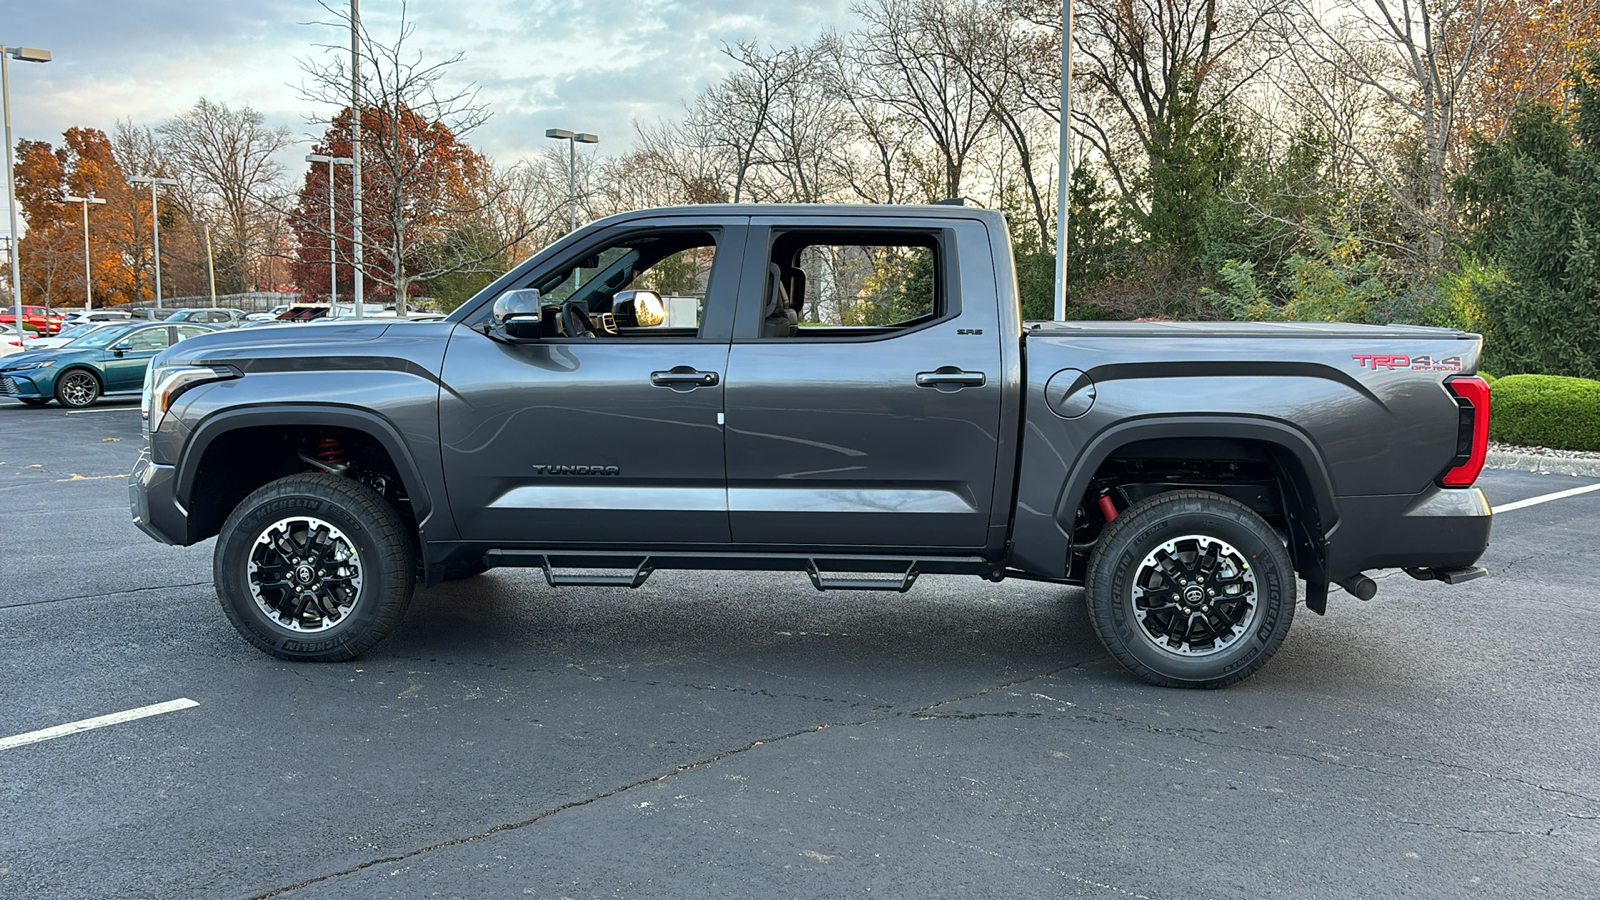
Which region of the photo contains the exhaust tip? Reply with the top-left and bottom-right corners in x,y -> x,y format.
1336,574 -> 1378,601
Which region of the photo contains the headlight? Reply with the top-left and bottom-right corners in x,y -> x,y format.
144,364 -> 241,433
5,359 -> 55,371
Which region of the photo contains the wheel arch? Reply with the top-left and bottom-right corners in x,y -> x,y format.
176,405 -> 434,545
1053,415 -> 1338,585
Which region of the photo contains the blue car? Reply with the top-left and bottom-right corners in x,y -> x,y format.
0,320 -> 220,408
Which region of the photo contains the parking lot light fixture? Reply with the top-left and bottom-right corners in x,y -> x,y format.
60,193 -> 107,311
545,128 -> 599,232
306,154 -> 354,308
3,45 -> 51,341
129,175 -> 179,311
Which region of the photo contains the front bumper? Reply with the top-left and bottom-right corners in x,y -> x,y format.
1325,486 -> 1492,579
129,448 -> 185,545
0,372 -> 46,399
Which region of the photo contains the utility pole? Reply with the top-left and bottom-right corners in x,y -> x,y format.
1052,0 -> 1074,322
61,192 -> 107,310
129,175 -> 178,310
351,0 -> 365,318
306,154 -> 353,308
3,45 -> 51,340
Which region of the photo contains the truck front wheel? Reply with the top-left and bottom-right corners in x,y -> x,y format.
214,473 -> 415,661
1085,490 -> 1295,688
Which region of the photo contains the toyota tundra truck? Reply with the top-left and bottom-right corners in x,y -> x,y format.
129,204 -> 1492,687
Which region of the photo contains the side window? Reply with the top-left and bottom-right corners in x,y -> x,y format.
175,325 -> 211,341
125,327 -> 173,352
527,230 -> 719,339
760,231 -> 945,338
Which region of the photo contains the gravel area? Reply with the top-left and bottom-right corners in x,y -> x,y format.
1486,440 -> 1600,477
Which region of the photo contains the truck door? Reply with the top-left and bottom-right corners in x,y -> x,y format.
439,218 -> 746,545
722,217 -> 1003,550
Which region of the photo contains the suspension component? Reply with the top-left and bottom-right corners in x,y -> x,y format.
316,436 -> 348,467
1097,489 -> 1119,523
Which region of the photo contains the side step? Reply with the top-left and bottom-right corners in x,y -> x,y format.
540,556 -> 655,588
806,560 -> 919,593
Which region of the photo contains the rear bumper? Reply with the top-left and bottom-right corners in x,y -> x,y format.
129,448 -> 187,546
1326,487 -> 1492,580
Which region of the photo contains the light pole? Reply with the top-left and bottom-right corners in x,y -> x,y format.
545,128 -> 599,232
306,153 -> 354,309
200,220 -> 217,306
350,0 -> 365,318
129,174 -> 178,311
3,45 -> 51,338
1052,0 -> 1074,322
60,193 -> 106,311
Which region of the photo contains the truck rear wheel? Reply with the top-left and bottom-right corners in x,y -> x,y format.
1085,490 -> 1295,688
214,473 -> 415,661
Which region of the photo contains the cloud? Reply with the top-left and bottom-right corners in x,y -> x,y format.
1,0 -> 857,207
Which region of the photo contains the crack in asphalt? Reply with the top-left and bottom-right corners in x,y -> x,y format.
250,657 -> 1098,899
1400,820 -> 1557,837
0,580 -> 213,610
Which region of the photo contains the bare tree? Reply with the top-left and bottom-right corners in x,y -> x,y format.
1067,0 -> 1287,224
159,98 -> 292,291
296,1 -> 537,314
845,0 -> 997,202
1279,0 -> 1512,264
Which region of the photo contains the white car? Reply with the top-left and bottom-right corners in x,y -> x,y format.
24,321 -> 124,350
60,309 -> 132,328
0,323 -> 29,356
244,305 -> 292,322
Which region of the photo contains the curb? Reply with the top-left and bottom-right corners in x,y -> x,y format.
1485,450 -> 1600,479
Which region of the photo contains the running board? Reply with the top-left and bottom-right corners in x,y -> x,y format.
1405,565 -> 1488,585
478,549 -> 977,591
807,560 -> 919,593
540,556 -> 655,588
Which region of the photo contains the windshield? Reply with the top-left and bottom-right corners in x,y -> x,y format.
71,323 -> 144,349
55,323 -> 110,341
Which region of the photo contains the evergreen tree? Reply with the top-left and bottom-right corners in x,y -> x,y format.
1457,55 -> 1600,378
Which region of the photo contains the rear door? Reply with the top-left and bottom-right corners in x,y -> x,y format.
440,216 -> 747,545
721,216 -> 1005,550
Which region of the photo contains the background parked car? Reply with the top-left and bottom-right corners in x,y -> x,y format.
0,323 -> 31,356
0,305 -> 66,335
26,321 -> 125,350
244,304 -> 292,322
166,308 -> 248,328
60,309 -> 133,328
0,321 -> 220,408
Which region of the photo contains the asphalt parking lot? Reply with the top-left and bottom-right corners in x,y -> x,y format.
2,398 -> 1597,900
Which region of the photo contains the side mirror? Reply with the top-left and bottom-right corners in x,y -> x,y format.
490,288 -> 543,342
612,289 -> 666,327
112,342 -> 132,355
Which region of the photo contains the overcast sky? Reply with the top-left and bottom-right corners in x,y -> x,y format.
4,0 -> 855,180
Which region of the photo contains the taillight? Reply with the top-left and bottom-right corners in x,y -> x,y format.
1439,376 -> 1491,487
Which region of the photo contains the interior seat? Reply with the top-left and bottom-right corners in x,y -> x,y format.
761,263 -> 798,338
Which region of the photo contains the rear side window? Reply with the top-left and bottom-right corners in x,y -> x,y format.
762,230 -> 947,337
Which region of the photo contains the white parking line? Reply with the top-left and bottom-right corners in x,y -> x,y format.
64,407 -> 140,415
1492,483 -> 1600,515
0,698 -> 199,751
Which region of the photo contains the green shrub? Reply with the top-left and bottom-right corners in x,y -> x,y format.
1489,374 -> 1600,450
1479,372 -> 1496,385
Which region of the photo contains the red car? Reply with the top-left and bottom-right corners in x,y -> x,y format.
0,305 -> 67,336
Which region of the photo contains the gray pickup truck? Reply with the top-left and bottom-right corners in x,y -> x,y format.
130,204 -> 1491,687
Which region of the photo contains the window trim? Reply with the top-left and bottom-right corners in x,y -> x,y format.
461,221 -> 746,344
734,225 -> 961,344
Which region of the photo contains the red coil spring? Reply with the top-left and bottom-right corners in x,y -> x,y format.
316,436 -> 348,467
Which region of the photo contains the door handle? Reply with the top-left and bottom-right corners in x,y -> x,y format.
916,367 -> 986,389
650,367 -> 719,388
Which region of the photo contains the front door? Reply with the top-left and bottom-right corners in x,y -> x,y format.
440,219 -> 746,546
102,324 -> 173,392
722,218 -> 1004,550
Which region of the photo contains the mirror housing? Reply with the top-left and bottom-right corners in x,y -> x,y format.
612,289 -> 666,328
112,342 -> 132,355
489,288 -> 543,342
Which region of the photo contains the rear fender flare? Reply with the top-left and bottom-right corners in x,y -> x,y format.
1054,414 -> 1338,538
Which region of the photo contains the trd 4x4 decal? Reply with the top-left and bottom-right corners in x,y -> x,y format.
1352,354 -> 1463,372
